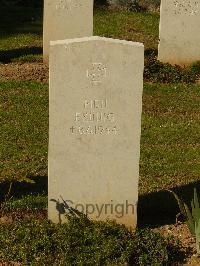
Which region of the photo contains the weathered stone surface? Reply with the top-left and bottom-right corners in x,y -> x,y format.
48,36 -> 144,228
158,0 -> 200,65
43,0 -> 93,62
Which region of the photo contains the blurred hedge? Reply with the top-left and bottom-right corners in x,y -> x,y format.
0,0 -> 161,10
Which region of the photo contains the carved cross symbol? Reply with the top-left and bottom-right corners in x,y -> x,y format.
56,0 -> 70,10
87,63 -> 107,85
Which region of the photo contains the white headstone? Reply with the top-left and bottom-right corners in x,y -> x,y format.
48,36 -> 144,228
158,0 -> 200,65
43,0 -> 93,62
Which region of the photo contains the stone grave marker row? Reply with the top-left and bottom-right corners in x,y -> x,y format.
47,0 -> 200,228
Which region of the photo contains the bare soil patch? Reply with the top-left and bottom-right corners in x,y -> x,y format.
0,63 -> 49,83
156,222 -> 200,265
0,210 -> 47,225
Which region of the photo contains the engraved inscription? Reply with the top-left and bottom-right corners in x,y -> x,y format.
75,112 -> 115,123
70,99 -> 119,136
56,0 -> 81,10
70,125 -> 118,135
173,0 -> 199,15
87,63 -> 107,85
84,99 -> 107,109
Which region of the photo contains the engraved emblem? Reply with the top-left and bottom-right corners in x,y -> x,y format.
56,0 -> 81,10
56,0 -> 69,10
87,63 -> 107,85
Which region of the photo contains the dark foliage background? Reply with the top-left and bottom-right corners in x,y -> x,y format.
0,0 -> 42,7
0,0 -> 161,9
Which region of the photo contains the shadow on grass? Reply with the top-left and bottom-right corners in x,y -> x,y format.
144,47 -> 158,57
0,175 -> 48,202
138,180 -> 200,228
1,176 -> 200,228
0,47 -> 42,63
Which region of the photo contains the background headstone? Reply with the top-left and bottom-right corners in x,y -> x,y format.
49,36 -> 144,228
158,0 -> 200,65
43,0 -> 93,62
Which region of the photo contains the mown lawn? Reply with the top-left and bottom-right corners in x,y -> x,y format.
0,4 -> 199,195
0,5 -> 159,63
0,80 -> 199,195
140,83 -> 200,194
0,81 -> 48,183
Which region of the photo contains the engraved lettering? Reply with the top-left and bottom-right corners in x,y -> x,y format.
84,99 -> 107,109
70,125 -> 119,135
78,126 -> 84,135
86,126 -> 93,135
70,99 -> 119,136
74,112 -> 115,123
84,100 -> 91,109
70,126 -> 75,133
75,113 -> 81,122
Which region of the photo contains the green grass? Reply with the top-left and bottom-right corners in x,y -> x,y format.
0,5 -> 159,63
94,10 -> 159,49
140,83 -> 200,194
0,80 -> 199,195
0,4 -> 199,263
2,194 -> 47,212
0,3 -> 199,198
0,81 -> 48,182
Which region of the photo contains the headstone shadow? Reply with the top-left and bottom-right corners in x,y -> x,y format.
138,180 -> 200,228
144,48 -> 158,57
0,47 -> 42,63
0,175 -> 48,202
